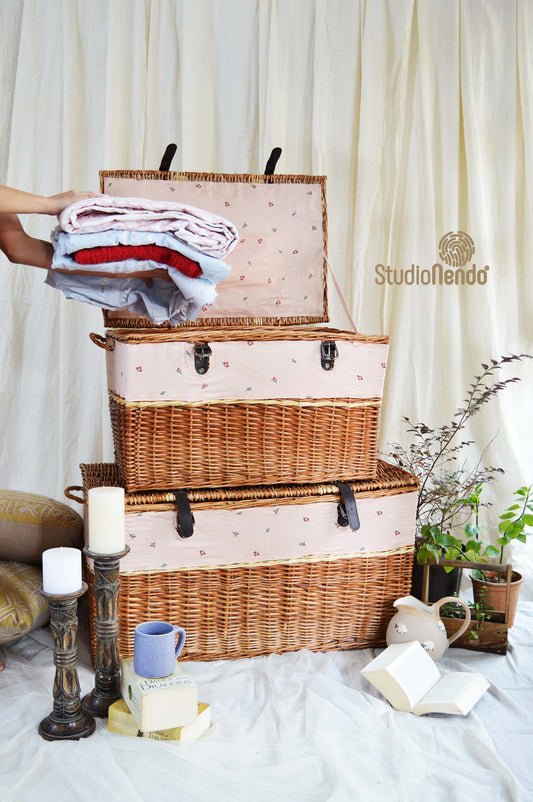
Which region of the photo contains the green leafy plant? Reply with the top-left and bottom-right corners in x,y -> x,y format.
472,485 -> 533,582
387,354 -> 531,564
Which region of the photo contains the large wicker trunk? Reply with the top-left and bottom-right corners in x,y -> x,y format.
77,461 -> 418,663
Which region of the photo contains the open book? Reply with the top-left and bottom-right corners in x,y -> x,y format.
361,641 -> 489,716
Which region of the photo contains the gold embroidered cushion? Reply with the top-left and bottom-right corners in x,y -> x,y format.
0,490 -> 83,565
0,561 -> 49,644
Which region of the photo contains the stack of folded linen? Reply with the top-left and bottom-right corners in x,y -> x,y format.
47,195 -> 238,325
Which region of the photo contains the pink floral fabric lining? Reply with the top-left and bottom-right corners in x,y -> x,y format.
115,491 -> 418,574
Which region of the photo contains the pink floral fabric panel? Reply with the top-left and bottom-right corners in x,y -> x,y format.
102,177 -> 326,320
119,491 -> 418,573
107,339 -> 388,401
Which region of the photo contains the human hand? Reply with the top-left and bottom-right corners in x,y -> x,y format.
46,190 -> 97,215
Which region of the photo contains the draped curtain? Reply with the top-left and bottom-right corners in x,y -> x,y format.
1,0 -> 531,575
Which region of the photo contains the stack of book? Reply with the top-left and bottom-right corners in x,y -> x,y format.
108,658 -> 211,743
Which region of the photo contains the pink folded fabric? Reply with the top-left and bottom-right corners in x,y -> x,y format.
57,194 -> 239,259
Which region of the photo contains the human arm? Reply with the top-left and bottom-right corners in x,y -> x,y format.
0,185 -> 96,215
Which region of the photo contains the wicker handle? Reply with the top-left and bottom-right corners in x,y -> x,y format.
90,332 -> 114,351
65,485 -> 85,504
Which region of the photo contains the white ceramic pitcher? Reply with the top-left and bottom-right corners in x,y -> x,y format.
386,595 -> 471,661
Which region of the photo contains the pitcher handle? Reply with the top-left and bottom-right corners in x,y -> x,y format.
434,596 -> 471,645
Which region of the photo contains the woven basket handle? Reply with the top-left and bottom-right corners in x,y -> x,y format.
65,485 -> 85,504
90,332 -> 114,351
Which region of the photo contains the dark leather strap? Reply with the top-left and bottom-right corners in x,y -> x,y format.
337,483 -> 360,530
159,143 -> 177,172
264,147 -> 282,175
175,490 -> 195,538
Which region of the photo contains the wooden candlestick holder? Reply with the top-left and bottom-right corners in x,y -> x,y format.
82,546 -> 130,717
39,583 -> 96,741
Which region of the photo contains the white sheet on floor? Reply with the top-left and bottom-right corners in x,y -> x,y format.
1,603 -> 532,801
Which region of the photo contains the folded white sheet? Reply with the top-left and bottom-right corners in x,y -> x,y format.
57,194 -> 239,258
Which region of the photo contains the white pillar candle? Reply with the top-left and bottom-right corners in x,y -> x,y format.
42,547 -> 83,595
88,487 -> 125,554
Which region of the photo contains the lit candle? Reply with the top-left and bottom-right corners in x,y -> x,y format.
42,547 -> 83,595
88,487 -> 125,554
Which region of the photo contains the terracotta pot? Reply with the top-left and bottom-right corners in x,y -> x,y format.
471,570 -> 523,627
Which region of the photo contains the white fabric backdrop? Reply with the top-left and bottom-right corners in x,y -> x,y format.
0,0 -> 532,574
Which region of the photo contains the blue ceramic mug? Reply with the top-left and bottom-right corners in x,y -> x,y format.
133,620 -> 186,678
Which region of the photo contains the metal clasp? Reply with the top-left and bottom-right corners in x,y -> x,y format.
320,340 -> 339,371
194,344 -> 212,375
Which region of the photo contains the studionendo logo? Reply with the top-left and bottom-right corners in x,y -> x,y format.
375,231 -> 489,286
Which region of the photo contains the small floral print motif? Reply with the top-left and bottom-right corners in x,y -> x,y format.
225,201 -> 230,206
292,249 -> 299,254
242,222 -> 248,228
307,191 -> 313,195
267,278 -> 272,284
201,383 -> 208,389
246,386 -> 252,391
272,227 -> 278,232
299,541 -> 306,547
357,375 -> 364,381
271,376 -> 278,383
381,362 -> 387,369
275,300 -> 281,305
308,273 -> 313,279
268,202 -> 274,207
169,187 -> 176,192
247,341 -> 254,346
240,275 -> 246,281
291,358 -> 297,364
202,305 -> 208,312
312,225 -> 317,231
265,528 -> 270,533
291,211 -> 296,216
253,551 -> 260,557
196,183 -> 202,188
161,562 -> 168,567
136,366 -> 142,372
394,623 -> 408,634
160,391 -> 166,396
421,641 -> 435,653
258,238 -> 263,244
176,367 -> 182,373
239,239 -> 245,245
273,508 -> 279,515
251,184 -> 257,189
199,549 -> 206,556
223,361 -> 229,367
128,533 -> 136,540
303,517 -> 310,522
233,531 -> 239,538
377,510 -> 383,516
394,530 -> 401,536
150,542 -> 156,549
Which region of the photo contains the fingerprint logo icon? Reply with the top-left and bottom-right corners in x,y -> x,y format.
438,231 -> 475,267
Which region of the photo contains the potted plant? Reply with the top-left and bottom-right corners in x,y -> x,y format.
471,485 -> 533,626
386,354 -> 531,602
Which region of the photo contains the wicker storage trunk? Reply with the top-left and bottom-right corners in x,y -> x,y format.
75,460 -> 418,663
94,326 -> 389,491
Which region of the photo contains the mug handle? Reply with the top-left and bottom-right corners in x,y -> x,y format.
434,596 -> 471,645
173,626 -> 186,658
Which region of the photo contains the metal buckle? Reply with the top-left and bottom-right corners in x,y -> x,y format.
320,340 -> 339,371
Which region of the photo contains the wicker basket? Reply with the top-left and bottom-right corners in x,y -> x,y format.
75,461 -> 418,663
95,326 -> 389,491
